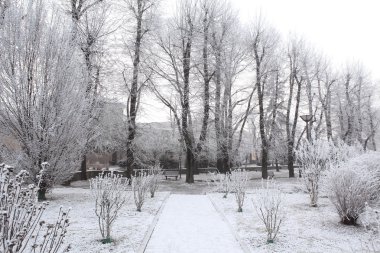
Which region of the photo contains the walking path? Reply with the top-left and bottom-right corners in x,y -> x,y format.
144,194 -> 245,253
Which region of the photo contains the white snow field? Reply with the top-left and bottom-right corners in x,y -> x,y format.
42,187 -> 169,253
41,175 -> 379,253
209,180 -> 380,253
144,194 -> 246,253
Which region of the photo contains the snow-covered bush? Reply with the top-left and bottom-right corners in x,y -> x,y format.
148,165 -> 162,198
0,164 -> 70,252
89,173 -> 130,243
208,171 -> 231,198
295,139 -> 333,207
327,153 -> 380,225
132,171 -> 151,212
230,169 -> 249,212
254,180 -> 284,243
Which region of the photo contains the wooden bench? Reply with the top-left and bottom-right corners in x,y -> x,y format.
163,170 -> 180,180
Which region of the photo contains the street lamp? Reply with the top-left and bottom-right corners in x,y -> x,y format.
300,114 -> 313,141
299,114 -> 313,178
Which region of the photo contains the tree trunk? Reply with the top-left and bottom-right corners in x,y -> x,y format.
126,0 -> 144,175
275,159 -> 279,172
185,147 -> 195,183
38,188 -> 47,201
80,154 -> 87,180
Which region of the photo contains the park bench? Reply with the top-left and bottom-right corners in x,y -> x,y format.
163,169 -> 180,180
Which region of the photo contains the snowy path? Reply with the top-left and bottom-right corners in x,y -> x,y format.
144,194 -> 245,253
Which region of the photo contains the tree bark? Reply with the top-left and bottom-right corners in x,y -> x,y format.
80,154 -> 87,180
126,0 -> 144,174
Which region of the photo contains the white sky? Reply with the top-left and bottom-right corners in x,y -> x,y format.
233,0 -> 380,80
139,0 -> 380,123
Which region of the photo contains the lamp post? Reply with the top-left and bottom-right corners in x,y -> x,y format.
300,114 -> 313,141
299,114 -> 313,178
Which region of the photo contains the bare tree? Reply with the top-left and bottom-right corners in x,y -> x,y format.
121,0 -> 158,177
285,36 -> 306,178
247,17 -> 280,179
150,0 -> 203,183
211,1 -> 250,172
74,2 -> 116,180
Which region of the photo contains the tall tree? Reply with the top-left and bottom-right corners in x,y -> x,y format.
248,17 -> 280,179
0,0 -> 91,199
122,0 -> 157,177
68,0 -> 112,180
285,36 -> 305,178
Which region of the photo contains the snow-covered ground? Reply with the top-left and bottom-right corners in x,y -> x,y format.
209,179 -> 380,253
42,187 -> 169,253
41,176 -> 379,253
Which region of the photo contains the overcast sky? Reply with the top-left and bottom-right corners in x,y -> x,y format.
232,0 -> 380,80
140,0 -> 380,122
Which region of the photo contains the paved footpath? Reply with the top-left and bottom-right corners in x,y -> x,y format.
144,194 -> 245,253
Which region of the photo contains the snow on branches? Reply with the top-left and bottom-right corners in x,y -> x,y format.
148,165 -> 162,198
327,151 -> 380,225
0,164 -> 70,253
208,171 -> 231,198
89,173 -> 130,243
230,169 -> 249,212
132,171 -> 151,212
295,139 -> 333,207
254,180 -> 284,243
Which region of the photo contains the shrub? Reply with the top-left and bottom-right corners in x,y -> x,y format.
230,169 -> 249,212
0,164 -> 70,252
327,153 -> 379,225
89,173 -> 130,243
254,180 -> 284,243
132,172 -> 151,212
295,139 -> 333,207
208,171 -> 231,198
148,165 -> 162,198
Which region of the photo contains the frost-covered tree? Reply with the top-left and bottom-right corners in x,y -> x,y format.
0,0 -> 92,199
0,164 -> 70,252
89,173 -> 130,243
295,138 -> 333,207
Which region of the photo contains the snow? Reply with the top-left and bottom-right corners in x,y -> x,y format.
42,187 -> 169,253
40,176 -> 379,253
144,194 -> 245,253
209,179 -> 380,253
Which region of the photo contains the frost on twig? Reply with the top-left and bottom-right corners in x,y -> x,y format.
207,171 -> 231,198
0,164 -> 70,253
254,179 -> 284,243
230,169 -> 249,212
89,173 -> 130,243
148,165 -> 162,198
328,160 -> 379,225
132,171 -> 151,212
295,139 -> 333,207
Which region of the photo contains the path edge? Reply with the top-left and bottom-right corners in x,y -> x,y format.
137,192 -> 171,253
208,194 -> 251,253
